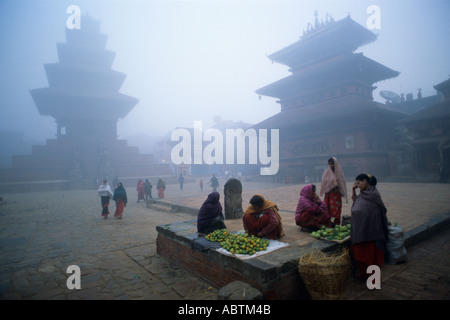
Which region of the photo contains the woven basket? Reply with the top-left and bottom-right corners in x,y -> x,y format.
298,250 -> 351,300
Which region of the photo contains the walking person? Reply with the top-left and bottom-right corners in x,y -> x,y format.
113,182 -> 128,220
350,173 -> 389,278
97,179 -> 113,219
144,179 -> 152,200
320,157 -> 347,226
209,174 -> 219,192
136,179 -> 145,202
199,179 -> 204,192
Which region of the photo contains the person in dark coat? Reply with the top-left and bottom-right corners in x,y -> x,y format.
350,173 -> 389,278
113,182 -> 128,220
144,179 -> 152,200
197,192 -> 226,234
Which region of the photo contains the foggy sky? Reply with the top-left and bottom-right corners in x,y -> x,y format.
1,0 -> 449,148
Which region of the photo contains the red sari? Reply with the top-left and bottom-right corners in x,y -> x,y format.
137,181 -> 145,201
114,198 -> 125,218
324,188 -> 342,225
351,241 -> 385,277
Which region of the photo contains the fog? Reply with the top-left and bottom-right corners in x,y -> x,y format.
1,0 -> 449,153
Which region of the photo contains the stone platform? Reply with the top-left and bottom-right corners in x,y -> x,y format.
156,219 -> 341,299
155,180 -> 450,299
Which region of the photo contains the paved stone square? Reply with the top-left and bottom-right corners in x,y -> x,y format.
0,178 -> 449,300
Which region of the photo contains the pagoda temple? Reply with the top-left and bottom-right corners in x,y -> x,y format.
254,14 -> 404,182
0,16 -> 171,192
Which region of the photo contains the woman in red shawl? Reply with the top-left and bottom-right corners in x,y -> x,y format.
295,184 -> 332,232
351,174 -> 389,278
136,179 -> 145,202
243,194 -> 284,239
320,157 -> 347,226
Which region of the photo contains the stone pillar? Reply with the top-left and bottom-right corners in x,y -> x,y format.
224,178 -> 243,219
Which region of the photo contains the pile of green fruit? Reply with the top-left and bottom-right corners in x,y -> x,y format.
311,224 -> 351,241
205,229 -> 231,242
206,229 -> 269,255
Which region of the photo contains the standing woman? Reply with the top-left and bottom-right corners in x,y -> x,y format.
320,157 -> 347,226
350,174 -> 389,278
136,179 -> 145,202
157,177 -> 166,199
113,182 -> 128,220
97,179 -> 113,219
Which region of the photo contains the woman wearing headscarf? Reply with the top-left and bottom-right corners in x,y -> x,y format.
320,157 -> 347,226
113,182 -> 128,220
136,179 -> 145,202
242,194 -> 284,239
197,192 -> 226,234
295,184 -> 331,231
157,177 -> 166,199
351,174 -> 389,278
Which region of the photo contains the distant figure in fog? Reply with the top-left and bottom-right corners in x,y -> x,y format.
113,182 -> 128,220
209,174 -> 219,192
97,179 -> 113,219
178,173 -> 184,190
144,179 -> 152,200
320,157 -> 347,226
136,179 -> 145,202
157,177 -> 166,199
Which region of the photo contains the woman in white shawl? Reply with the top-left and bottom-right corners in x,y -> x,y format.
320,157 -> 347,225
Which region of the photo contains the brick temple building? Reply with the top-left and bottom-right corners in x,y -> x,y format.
398,77 -> 450,182
0,16 -> 170,193
254,14 -> 406,183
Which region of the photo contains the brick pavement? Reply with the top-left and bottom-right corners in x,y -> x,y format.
0,178 -> 449,300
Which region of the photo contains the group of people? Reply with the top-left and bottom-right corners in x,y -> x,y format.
197,156 -> 389,279
197,192 -> 284,240
295,157 -> 347,230
98,177 -> 169,220
136,178 -> 166,201
97,179 -> 128,220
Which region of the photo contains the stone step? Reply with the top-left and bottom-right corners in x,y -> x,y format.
147,202 -> 172,213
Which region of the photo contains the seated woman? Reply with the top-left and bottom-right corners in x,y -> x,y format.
350,174 -> 389,278
197,192 -> 226,234
242,194 -> 284,239
295,184 -> 332,232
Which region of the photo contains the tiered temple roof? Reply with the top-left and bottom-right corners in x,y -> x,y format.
30,16 -> 138,140
253,14 -> 404,179
256,14 -> 399,113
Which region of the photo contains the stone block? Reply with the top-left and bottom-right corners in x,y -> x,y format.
218,280 -> 263,300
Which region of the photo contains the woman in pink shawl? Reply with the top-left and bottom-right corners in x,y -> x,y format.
320,157 -> 347,225
295,184 -> 332,232
136,179 -> 145,202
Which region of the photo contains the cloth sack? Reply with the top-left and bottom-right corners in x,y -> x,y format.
385,225 -> 408,264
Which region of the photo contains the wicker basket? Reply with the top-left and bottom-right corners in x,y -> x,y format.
298,249 -> 351,300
